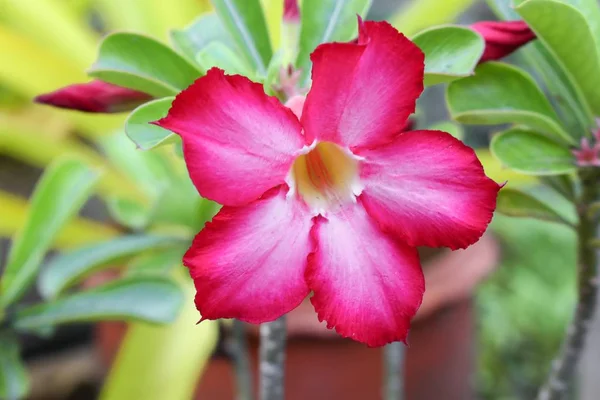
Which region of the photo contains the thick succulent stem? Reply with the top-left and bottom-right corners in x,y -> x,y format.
259,317 -> 286,400
537,172 -> 599,400
231,319 -> 254,400
383,342 -> 405,400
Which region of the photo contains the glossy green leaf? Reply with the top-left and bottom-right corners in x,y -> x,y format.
297,0 -> 372,86
0,158 -> 101,307
38,235 -> 186,299
169,13 -> 235,63
126,247 -> 186,276
211,0 -> 273,75
390,0 -> 477,37
196,41 -> 253,75
0,333 -> 29,400
496,187 -> 569,224
517,0 -> 600,114
447,62 -> 572,143
427,121 -> 464,140
15,277 -> 183,331
99,279 -> 218,400
89,32 -> 202,97
126,97 -> 176,150
491,128 -> 576,175
412,25 -> 484,86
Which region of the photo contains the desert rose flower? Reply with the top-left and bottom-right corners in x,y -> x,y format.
471,20 -> 536,63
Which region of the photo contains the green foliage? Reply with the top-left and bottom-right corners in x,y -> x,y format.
14,277 -> 183,331
210,0 -> 273,75
491,128 -> 576,175
38,235 -> 188,299
196,41 -> 253,75
89,32 -> 202,97
412,25 -> 484,86
0,158 -> 101,307
126,97 -> 177,150
447,62 -> 572,143
0,332 -> 29,400
169,13 -> 235,63
496,188 -> 573,225
517,0 -> 600,115
296,0 -> 372,85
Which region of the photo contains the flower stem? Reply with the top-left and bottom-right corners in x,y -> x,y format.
537,172 -> 599,400
232,319 -> 254,400
383,342 -> 405,400
259,317 -> 286,400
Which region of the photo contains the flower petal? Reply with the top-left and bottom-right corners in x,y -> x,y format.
358,130 -> 500,250
307,201 -> 424,347
155,68 -> 306,206
301,19 -> 424,150
185,186 -> 313,323
471,20 -> 535,63
35,80 -> 152,113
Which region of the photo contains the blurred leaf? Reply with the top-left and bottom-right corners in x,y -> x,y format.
412,25 -> 484,86
99,279 -> 218,400
517,0 -> 600,114
197,41 -> 253,75
89,33 -> 202,97
0,332 -> 29,400
14,277 -> 184,331
170,13 -> 235,63
211,0 -> 273,75
126,97 -> 177,150
296,0 -> 372,86
447,62 -> 572,143
0,191 -> 117,249
391,0 -> 476,37
126,247 -> 186,276
260,0 -> 284,49
106,197 -> 152,230
427,121 -> 464,140
496,187 -> 570,224
491,128 -> 576,175
0,158 -> 101,307
476,149 -> 537,186
38,235 -> 187,299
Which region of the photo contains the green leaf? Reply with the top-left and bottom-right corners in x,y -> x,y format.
15,277 -> 184,331
89,32 -> 202,97
38,235 -> 187,299
427,121 -> 465,140
210,0 -> 273,75
125,97 -> 177,151
447,62 -> 573,143
491,128 -> 576,175
126,247 -> 186,276
0,333 -> 29,400
412,25 -> 484,86
517,0 -> 600,114
296,0 -> 372,86
107,197 -> 151,230
496,187 -> 570,224
169,13 -> 235,63
0,158 -> 101,307
196,41 -> 253,76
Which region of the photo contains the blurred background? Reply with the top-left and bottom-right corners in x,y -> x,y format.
0,0 -> 588,399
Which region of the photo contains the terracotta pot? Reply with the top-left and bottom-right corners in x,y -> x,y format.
94,234 -> 499,399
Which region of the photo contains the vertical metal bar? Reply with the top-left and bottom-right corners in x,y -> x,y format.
383,342 -> 405,400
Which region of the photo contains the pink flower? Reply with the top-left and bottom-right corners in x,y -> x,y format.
283,0 -> 300,22
471,20 -> 536,63
155,19 -> 500,346
35,80 -> 152,113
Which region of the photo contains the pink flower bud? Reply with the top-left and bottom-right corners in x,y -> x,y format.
471,20 -> 536,63
35,80 -> 152,113
284,0 -> 300,22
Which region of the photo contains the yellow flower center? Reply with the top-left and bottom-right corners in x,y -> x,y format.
290,141 -> 362,212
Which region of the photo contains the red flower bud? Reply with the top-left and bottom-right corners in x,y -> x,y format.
471,20 -> 536,63
34,80 -> 152,113
284,0 -> 300,22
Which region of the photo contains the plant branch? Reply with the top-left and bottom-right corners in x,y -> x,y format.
231,319 -> 254,400
383,342 -> 405,400
259,317 -> 286,400
537,172 -> 599,400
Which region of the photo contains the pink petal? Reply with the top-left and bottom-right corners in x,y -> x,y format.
301,19 -> 424,150
185,186 -> 314,323
284,0 -> 300,22
471,20 -> 536,63
307,201 -> 425,347
34,80 -> 151,113
155,68 -> 306,206
358,130 -> 500,250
